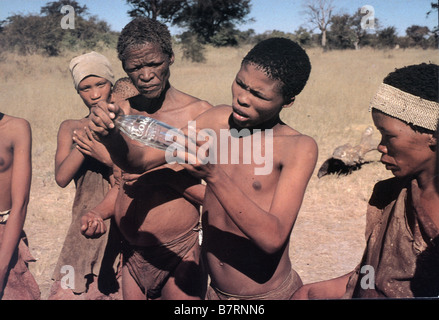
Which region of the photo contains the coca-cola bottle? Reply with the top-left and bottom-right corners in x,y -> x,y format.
115,115 -> 186,151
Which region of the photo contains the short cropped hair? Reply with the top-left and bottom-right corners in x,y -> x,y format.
242,37 -> 311,100
117,17 -> 174,62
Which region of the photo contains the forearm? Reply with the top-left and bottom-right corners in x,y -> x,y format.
173,183 -> 206,206
0,204 -> 27,269
89,186 -> 118,220
55,148 -> 85,187
293,272 -> 353,299
102,130 -> 167,174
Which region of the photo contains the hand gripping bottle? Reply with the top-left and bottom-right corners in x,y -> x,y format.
115,115 -> 186,151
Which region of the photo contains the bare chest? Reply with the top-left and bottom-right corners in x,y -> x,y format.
0,139 -> 13,173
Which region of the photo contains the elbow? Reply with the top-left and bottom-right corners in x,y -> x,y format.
259,236 -> 286,255
55,176 -> 69,188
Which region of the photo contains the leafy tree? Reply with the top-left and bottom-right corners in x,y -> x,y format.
41,0 -> 88,16
126,0 -> 251,62
377,26 -> 397,48
126,0 -> 183,21
406,25 -> 430,47
173,0 -> 251,44
0,0 -> 116,56
294,27 -> 313,46
328,14 -> 356,49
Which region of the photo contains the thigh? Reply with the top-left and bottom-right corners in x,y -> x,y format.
160,243 -> 207,300
121,264 -> 145,300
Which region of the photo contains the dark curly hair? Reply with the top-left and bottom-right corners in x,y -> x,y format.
117,17 -> 174,62
383,63 -> 438,134
241,37 -> 311,100
383,63 -> 438,102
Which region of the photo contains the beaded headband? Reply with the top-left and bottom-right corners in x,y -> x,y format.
370,83 -> 439,131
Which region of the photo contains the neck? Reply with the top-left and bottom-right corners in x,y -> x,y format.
229,113 -> 282,132
415,171 -> 439,194
137,81 -> 171,114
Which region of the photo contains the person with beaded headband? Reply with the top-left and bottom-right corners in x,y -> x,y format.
293,63 -> 439,299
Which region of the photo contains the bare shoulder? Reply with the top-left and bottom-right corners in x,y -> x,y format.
186,98 -> 214,117
193,104 -> 231,121
57,118 -> 80,135
4,115 -> 31,133
1,115 -> 31,147
275,128 -> 318,166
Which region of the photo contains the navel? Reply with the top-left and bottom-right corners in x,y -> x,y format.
252,180 -> 262,191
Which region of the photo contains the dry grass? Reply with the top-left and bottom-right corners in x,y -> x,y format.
0,45 -> 437,299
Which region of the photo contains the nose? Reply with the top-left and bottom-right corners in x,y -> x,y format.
236,89 -> 250,108
90,87 -> 101,100
377,141 -> 387,154
139,67 -> 154,82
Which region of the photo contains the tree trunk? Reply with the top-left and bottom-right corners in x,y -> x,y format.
321,29 -> 327,47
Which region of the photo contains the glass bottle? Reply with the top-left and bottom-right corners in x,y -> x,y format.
115,115 -> 186,151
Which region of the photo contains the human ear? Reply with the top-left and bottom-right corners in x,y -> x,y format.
282,96 -> 295,109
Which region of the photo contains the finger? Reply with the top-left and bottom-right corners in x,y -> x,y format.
84,126 -> 94,141
93,218 -> 103,235
91,103 -> 115,130
86,219 -> 99,237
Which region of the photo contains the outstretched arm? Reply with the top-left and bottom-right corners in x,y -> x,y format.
88,101 -> 170,174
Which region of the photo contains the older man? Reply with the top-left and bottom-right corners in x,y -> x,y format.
82,17 -> 212,300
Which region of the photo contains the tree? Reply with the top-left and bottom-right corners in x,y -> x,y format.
171,0 -> 251,44
303,0 -> 334,48
126,0 -> 183,21
40,0 -> 88,16
126,0 -> 252,62
328,13 -> 356,49
0,0 -> 116,56
406,25 -> 430,47
294,27 -> 313,46
377,26 -> 397,48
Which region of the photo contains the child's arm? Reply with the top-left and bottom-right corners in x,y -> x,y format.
0,119 -> 32,293
80,179 -> 118,238
54,120 -> 85,187
73,124 -> 113,167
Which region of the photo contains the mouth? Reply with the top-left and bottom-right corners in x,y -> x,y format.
381,159 -> 398,171
138,84 -> 158,93
232,106 -> 250,122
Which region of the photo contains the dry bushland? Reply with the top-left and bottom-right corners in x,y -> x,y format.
0,46 -> 437,299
